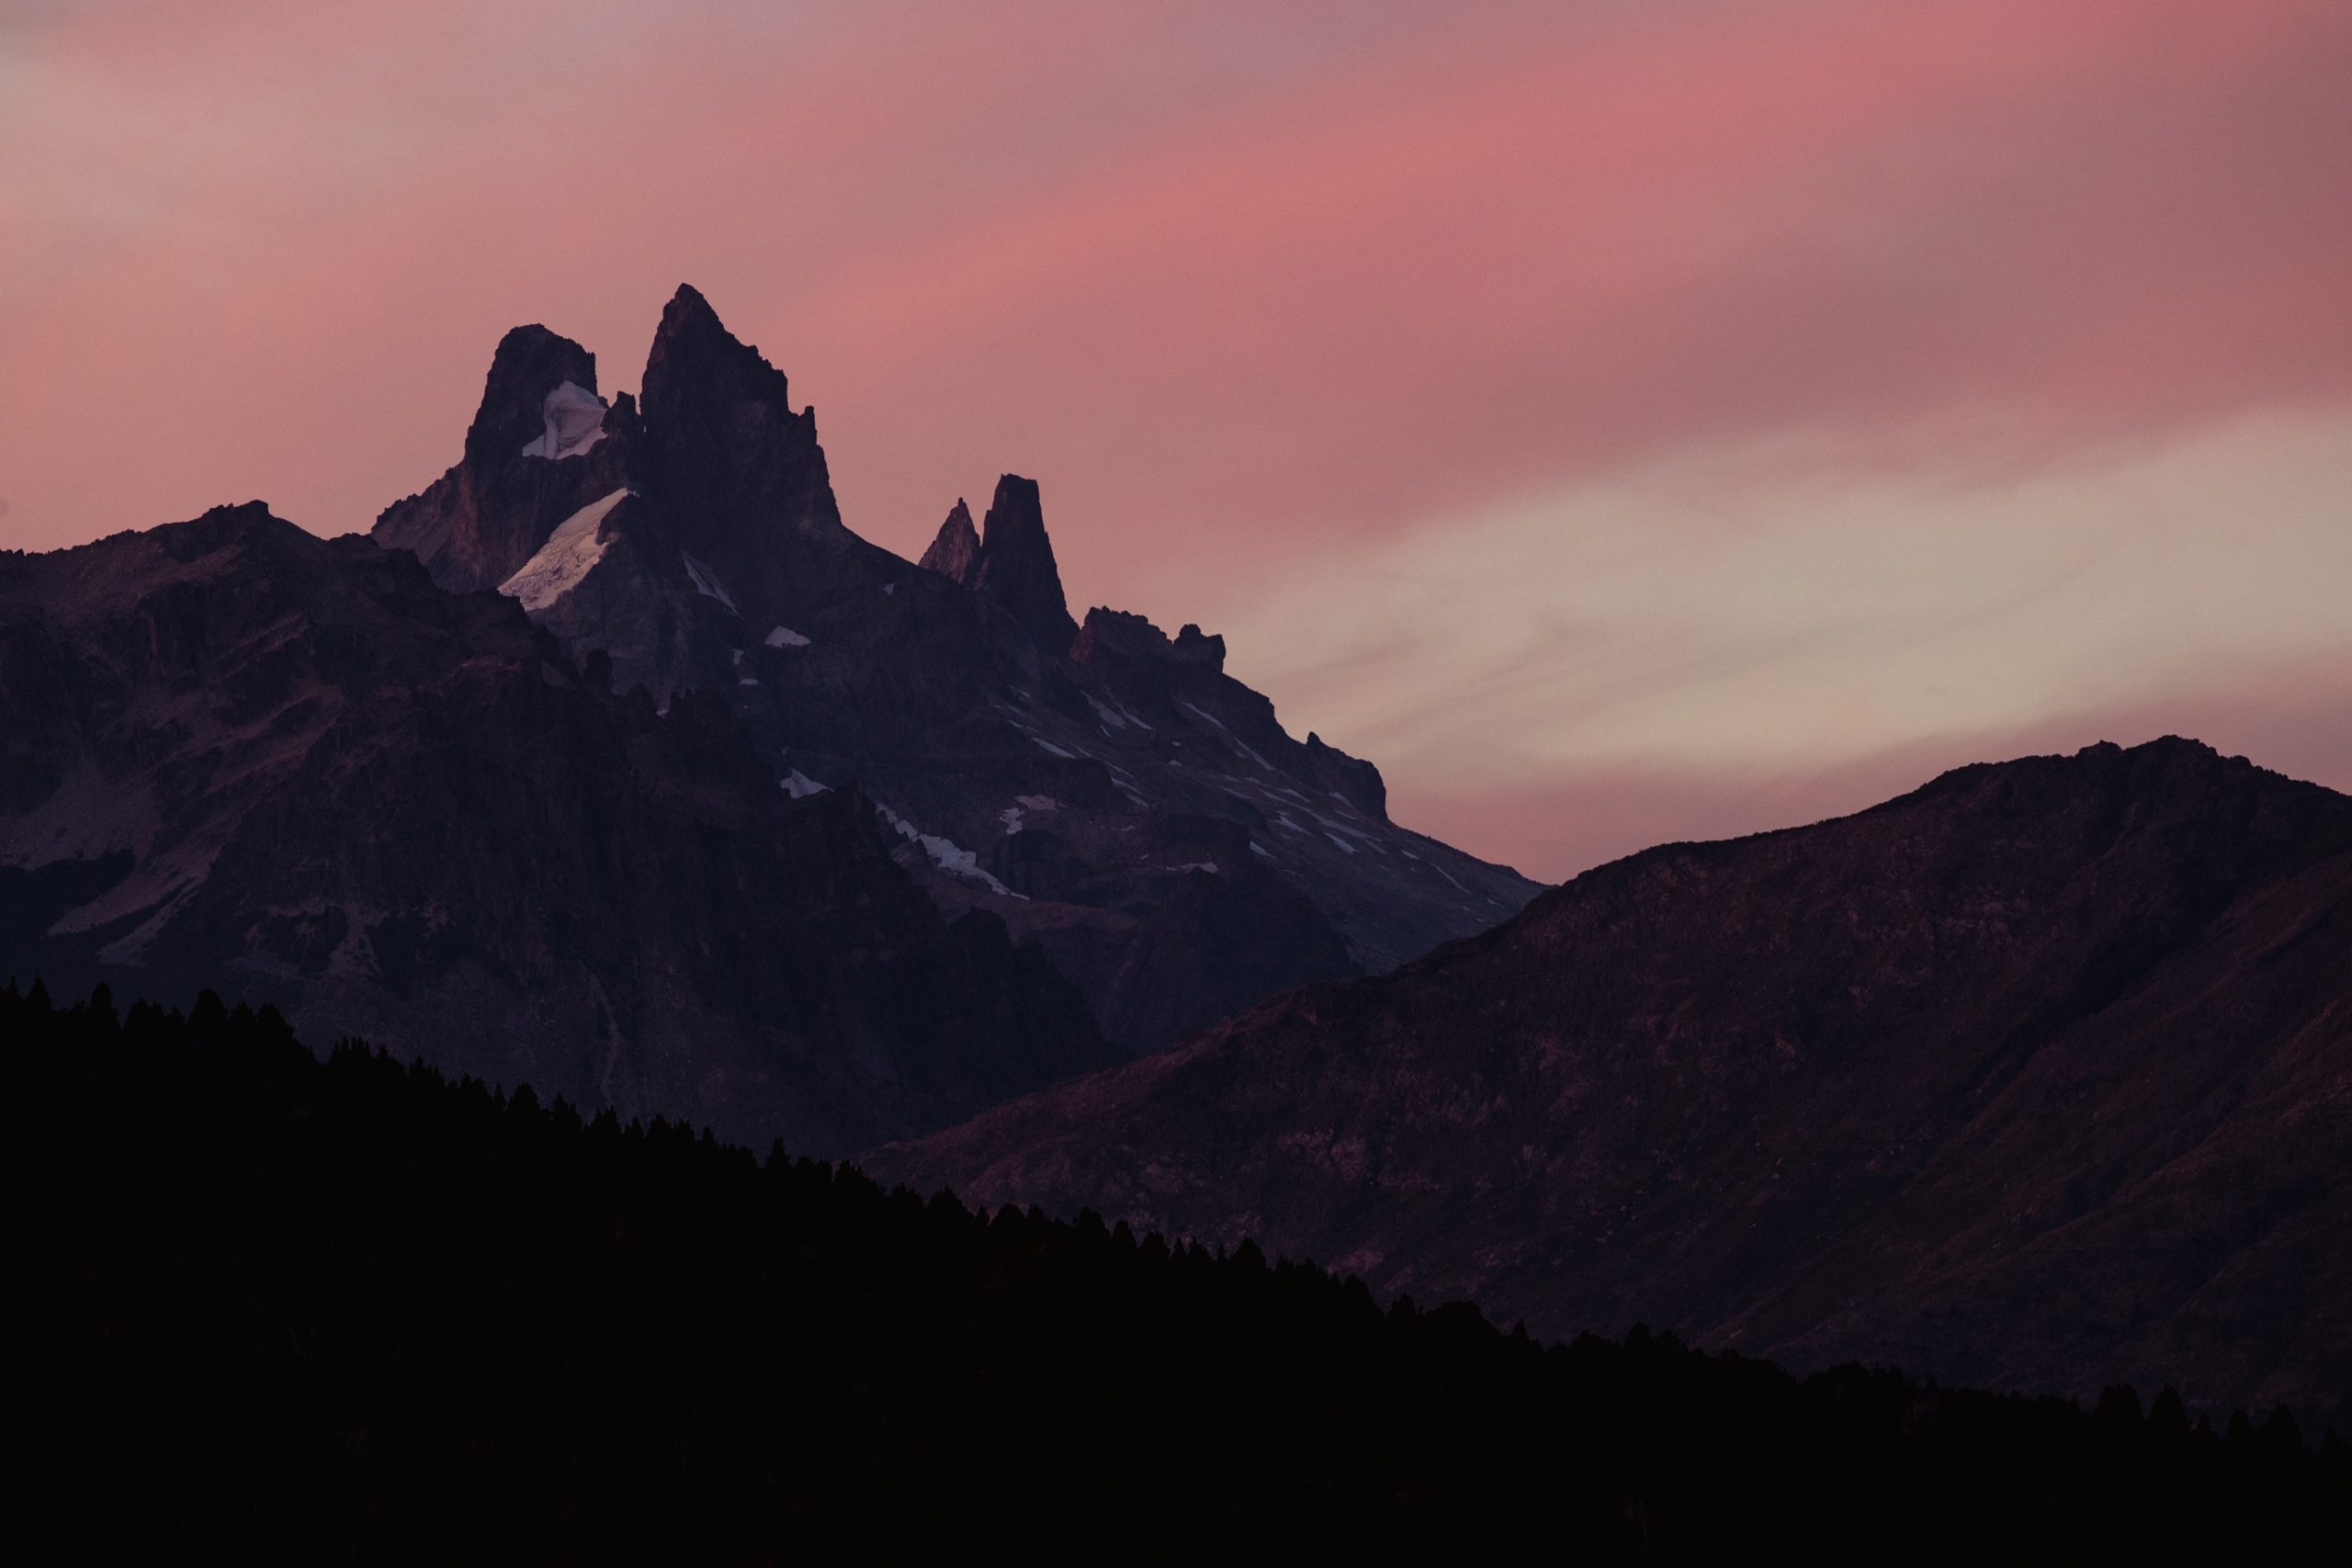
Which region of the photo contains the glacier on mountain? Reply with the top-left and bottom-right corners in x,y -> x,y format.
518,380 -> 609,459
498,488 -> 628,612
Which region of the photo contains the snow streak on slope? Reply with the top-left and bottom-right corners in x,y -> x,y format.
683,553 -> 737,610
876,802 -> 1021,898
499,488 -> 629,613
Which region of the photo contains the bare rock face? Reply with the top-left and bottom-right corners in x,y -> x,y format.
375,327 -> 636,599
370,286 -> 1541,1055
0,506 -> 1111,1156
968,474 -> 1080,654
639,284 -> 854,619
919,499 -> 981,582
465,323 -> 600,463
871,739 -> 2352,1430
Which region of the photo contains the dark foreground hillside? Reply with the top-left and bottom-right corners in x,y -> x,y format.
11,983 -> 2346,1563
876,738 -> 2352,1426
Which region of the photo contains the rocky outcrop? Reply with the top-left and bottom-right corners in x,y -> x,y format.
466,324 -> 601,463
375,327 -> 638,599
918,499 -> 981,582
872,739 -> 2352,1430
967,474 -> 1079,653
0,507 -> 1112,1156
639,284 -> 854,623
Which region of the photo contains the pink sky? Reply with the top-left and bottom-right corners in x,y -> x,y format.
3,0 -> 2347,879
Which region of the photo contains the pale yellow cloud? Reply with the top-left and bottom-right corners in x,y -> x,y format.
1216,406 -> 2352,861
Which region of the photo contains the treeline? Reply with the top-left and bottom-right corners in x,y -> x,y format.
8,980 -> 2346,1562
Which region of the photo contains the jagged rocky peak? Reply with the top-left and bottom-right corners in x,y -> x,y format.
1303,731 -> 1387,820
1067,607 -> 1190,715
641,284 -> 790,420
639,283 -> 845,554
375,320 -> 631,596
1173,623 -> 1225,671
1070,609 -> 1228,682
920,499 -> 982,583
970,473 -> 1079,652
365,284 -> 1542,1055
465,325 -> 599,462
1070,606 -> 1162,660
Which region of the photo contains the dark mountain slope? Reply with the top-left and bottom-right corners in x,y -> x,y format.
16,987 -> 2346,1562
371,287 -> 1539,1052
872,739 -> 2352,1427
0,506 -> 1107,1154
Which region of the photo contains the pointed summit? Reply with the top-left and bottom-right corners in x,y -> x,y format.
378,321 -> 627,594
970,474 -> 1078,652
919,499 -> 981,582
465,325 -> 597,462
639,284 -> 844,564
643,283 -> 785,411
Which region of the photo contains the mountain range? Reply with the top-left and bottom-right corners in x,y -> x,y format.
0,507 -> 1106,1153
872,738 -> 2352,1428
1,285 -> 1532,1150
374,285 -> 1539,1054
5,284 -> 2346,1430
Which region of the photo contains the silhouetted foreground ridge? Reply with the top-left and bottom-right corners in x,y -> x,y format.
12,982 -> 2346,1562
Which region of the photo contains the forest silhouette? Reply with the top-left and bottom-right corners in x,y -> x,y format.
11,979 -> 2346,1562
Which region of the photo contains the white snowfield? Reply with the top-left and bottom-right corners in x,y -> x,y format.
875,802 -> 1021,898
498,488 -> 630,613
764,625 -> 811,648
519,381 -> 609,460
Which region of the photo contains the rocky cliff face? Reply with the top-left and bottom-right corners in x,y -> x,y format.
918,499 -> 981,581
0,507 -> 1110,1155
370,286 -> 1540,1052
870,739 -> 2352,1429
964,474 -> 1080,652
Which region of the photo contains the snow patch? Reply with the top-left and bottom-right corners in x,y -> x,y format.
882,582 -> 897,596
780,771 -> 829,799
1014,795 -> 1059,812
764,625 -> 811,649
1326,833 -> 1358,855
519,381 -> 608,460
1030,737 -> 1075,760
682,553 -> 737,610
874,803 -> 1021,897
499,488 -> 629,613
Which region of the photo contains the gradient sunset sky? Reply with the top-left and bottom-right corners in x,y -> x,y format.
4,0 -> 2347,879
